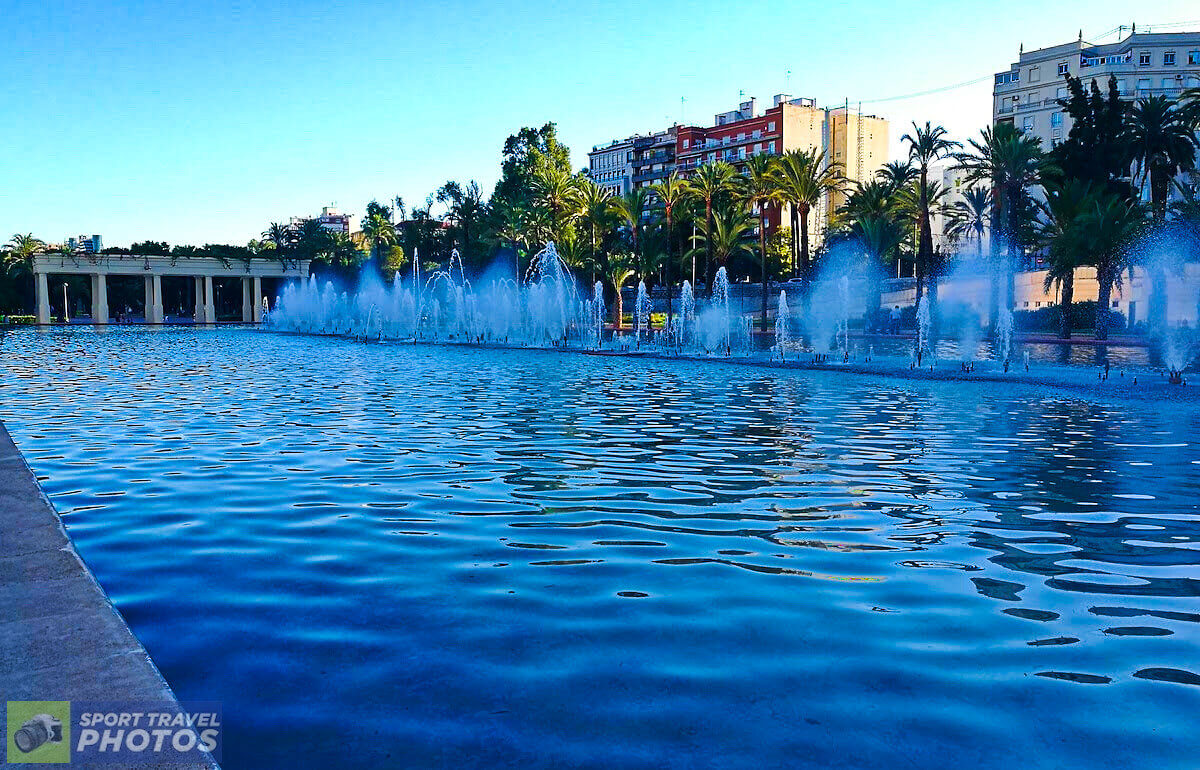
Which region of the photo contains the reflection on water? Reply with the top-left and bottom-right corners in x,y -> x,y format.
2,327 -> 1199,770
864,335 -> 1162,369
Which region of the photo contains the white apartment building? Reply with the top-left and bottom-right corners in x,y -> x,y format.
66,235 -> 102,253
586,137 -> 635,197
993,30 -> 1200,148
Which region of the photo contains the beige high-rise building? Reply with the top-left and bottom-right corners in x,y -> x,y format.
823,106 -> 889,228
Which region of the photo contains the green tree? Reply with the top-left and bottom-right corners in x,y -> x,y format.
740,154 -> 784,330
577,180 -> 615,288
493,123 -> 573,208
361,207 -> 398,267
1125,95 -> 1199,335
650,173 -> 688,325
1080,192 -> 1145,339
530,165 -> 582,242
945,186 -> 990,253
684,161 -> 736,292
437,181 -> 487,267
856,213 -> 906,332
778,148 -> 843,294
901,121 -> 960,309
954,122 -> 1046,326
1037,179 -> 1094,339
603,251 -> 636,330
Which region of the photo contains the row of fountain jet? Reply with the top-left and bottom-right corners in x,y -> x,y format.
268,244 -> 762,356
267,241 -> 1195,377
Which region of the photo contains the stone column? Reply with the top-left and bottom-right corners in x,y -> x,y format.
143,276 -> 154,323
193,277 -> 204,323
90,274 -> 109,324
35,272 -> 50,324
151,274 -> 164,324
252,276 -> 263,323
241,277 -> 253,323
203,276 -> 216,323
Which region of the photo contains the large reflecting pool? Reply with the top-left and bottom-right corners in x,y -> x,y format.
2,327 -> 1198,769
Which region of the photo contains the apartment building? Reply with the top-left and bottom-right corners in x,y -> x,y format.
66,235 -> 103,253
993,29 -> 1200,147
676,95 -> 887,239
586,136 -> 636,197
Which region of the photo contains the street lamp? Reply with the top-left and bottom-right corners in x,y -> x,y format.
62,282 -> 69,323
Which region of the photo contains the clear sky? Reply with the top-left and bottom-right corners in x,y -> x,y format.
3,0 -> 1197,247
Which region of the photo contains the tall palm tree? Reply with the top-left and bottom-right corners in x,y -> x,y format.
1079,192 -> 1145,340
688,204 -> 754,270
777,149 -> 844,294
263,222 -> 295,262
613,187 -> 650,260
685,161 -> 736,292
945,186 -> 990,254
361,211 -> 398,266
530,166 -> 582,241
604,251 -> 637,331
740,154 -> 784,331
3,233 -> 46,270
490,199 -> 528,281
1125,95 -> 1199,335
901,121 -> 961,309
578,181 -> 614,287
856,214 -> 905,332
437,181 -> 487,266
876,160 -> 918,194
650,172 -> 687,326
1038,179 -> 1094,339
954,123 -> 1046,327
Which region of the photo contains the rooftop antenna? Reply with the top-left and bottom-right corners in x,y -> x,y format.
1078,29 -> 1083,42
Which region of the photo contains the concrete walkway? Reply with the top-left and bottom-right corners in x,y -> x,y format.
0,421 -> 219,768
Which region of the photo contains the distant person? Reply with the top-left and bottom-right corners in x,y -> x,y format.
890,306 -> 901,334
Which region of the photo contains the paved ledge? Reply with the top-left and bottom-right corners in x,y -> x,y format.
0,421 -> 219,768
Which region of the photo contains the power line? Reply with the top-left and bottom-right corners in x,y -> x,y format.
851,75 -> 993,106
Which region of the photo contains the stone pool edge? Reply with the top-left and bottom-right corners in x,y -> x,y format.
0,420 -> 220,769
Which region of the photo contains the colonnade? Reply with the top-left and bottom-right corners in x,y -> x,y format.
30,254 -> 307,325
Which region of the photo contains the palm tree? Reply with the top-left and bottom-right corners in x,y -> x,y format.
1079,192 -> 1145,340
1125,95 -> 1199,335
263,222 -> 295,262
856,214 -> 905,332
650,172 -> 688,326
945,186 -> 990,254
3,233 -> 46,271
361,211 -> 398,266
778,149 -> 843,295
490,199 -> 527,281
876,160 -> 918,194
437,181 -> 487,266
685,161 -> 736,292
613,187 -> 650,260
954,123 -> 1046,327
530,166 -> 582,240
577,180 -> 615,287
689,204 -> 754,270
740,154 -> 784,331
1038,179 -> 1094,339
604,251 -> 637,331
901,121 -> 961,310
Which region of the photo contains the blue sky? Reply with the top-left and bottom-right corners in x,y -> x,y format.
3,0 -> 1197,247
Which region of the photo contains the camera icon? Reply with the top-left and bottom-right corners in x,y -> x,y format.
13,714 -> 63,754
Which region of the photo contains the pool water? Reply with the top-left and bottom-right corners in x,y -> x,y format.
2,327 -> 1198,769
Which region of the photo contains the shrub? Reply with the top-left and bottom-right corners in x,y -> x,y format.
1012,300 -> 1127,334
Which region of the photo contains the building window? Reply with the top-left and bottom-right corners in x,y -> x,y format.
1112,300 -> 1120,308
1163,78 -> 1175,89
1138,77 -> 1152,90
1139,51 -> 1151,65
682,139 -> 689,148
1029,92 -> 1040,104
1051,112 -> 1063,127
1115,79 -> 1126,94
1023,301 -> 1029,308
1056,86 -> 1067,99
1022,116 -> 1034,131
1029,66 -> 1040,82
1058,61 -> 1069,75
1190,50 -> 1200,65
1164,51 -> 1176,66
767,121 -> 775,131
